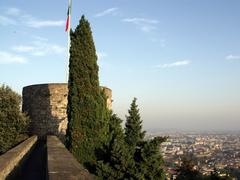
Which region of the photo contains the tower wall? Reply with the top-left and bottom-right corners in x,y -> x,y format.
22,83 -> 112,141
101,86 -> 112,110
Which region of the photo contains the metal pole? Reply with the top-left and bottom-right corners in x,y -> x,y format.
66,0 -> 72,82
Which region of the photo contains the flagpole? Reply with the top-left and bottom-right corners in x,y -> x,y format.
66,0 -> 72,82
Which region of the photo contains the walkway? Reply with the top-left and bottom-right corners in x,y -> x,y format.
16,138 -> 47,180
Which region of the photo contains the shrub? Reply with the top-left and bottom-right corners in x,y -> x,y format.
0,85 -> 29,154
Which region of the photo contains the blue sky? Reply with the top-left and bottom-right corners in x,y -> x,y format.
1,0 -> 240,131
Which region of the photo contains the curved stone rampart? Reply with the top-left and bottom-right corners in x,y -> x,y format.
23,84 -> 68,140
22,83 -> 112,141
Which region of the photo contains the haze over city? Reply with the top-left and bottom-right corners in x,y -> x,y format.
0,0 -> 240,131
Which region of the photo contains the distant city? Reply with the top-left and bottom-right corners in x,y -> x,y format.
146,131 -> 240,179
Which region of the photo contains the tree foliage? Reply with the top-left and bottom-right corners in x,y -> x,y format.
0,85 -> 29,154
95,99 -> 166,179
65,15 -> 166,179
124,98 -> 166,179
65,15 -> 108,169
176,156 -> 202,180
124,97 -> 145,148
134,137 -> 167,179
96,113 -> 134,179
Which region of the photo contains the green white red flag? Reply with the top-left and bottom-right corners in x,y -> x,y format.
65,0 -> 72,82
65,0 -> 71,32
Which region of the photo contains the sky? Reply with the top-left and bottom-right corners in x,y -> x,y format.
0,0 -> 240,132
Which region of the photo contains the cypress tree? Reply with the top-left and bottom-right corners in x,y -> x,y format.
65,16 -> 108,169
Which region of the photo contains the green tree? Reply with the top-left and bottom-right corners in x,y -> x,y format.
176,156 -> 202,180
124,98 -> 166,179
65,16 -> 108,169
135,137 -> 167,179
124,97 -> 145,148
96,113 -> 134,179
0,85 -> 29,154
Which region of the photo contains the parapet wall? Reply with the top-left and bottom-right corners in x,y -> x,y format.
47,136 -> 94,179
0,136 -> 37,179
22,83 -> 112,140
0,136 -> 93,179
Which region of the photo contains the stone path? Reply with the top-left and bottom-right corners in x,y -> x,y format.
16,138 -> 47,180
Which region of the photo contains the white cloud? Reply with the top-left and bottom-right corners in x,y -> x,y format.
122,18 -> 159,24
12,46 -> 35,53
0,15 -> 16,26
0,51 -> 27,64
155,60 -> 191,68
97,52 -> 107,60
95,8 -> 119,17
12,38 -> 65,56
32,36 -> 48,42
1,7 -> 64,28
50,45 -> 66,54
141,25 -> 157,32
122,17 -> 159,32
25,17 -> 65,28
5,7 -> 21,16
225,54 -> 240,61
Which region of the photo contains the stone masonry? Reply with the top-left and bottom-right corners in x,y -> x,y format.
22,83 -> 112,141
101,86 -> 112,110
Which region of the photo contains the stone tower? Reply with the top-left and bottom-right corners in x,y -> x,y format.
22,83 -> 112,141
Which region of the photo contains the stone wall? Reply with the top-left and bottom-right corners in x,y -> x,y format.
47,136 -> 94,180
23,84 -> 68,140
101,86 -> 112,109
0,136 -> 37,179
22,83 -> 112,141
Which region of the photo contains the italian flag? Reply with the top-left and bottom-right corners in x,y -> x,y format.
65,0 -> 71,32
